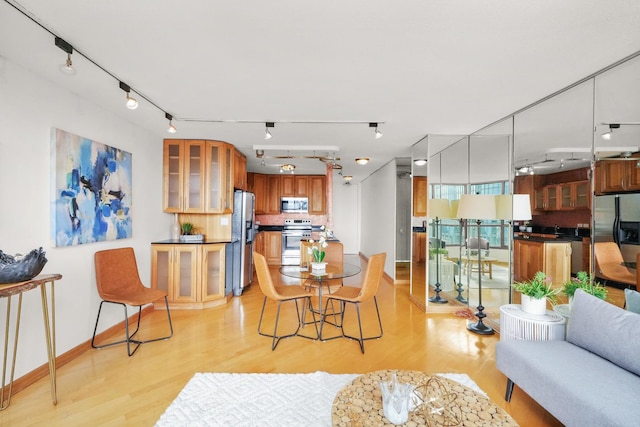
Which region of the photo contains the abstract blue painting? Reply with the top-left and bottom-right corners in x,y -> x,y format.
51,129 -> 132,247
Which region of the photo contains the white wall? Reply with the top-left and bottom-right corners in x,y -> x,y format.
331,180 -> 359,254
0,57 -> 169,378
360,160 -> 397,277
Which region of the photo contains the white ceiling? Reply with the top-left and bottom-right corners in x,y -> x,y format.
2,0 -> 640,183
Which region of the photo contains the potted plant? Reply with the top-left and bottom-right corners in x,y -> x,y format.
307,226 -> 330,272
562,271 -> 607,305
181,222 -> 195,235
513,271 -> 560,314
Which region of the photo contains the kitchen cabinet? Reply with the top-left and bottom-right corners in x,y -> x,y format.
309,176 -> 326,215
248,173 -> 267,214
595,158 -> 640,194
514,239 -> 571,286
151,243 -> 228,309
163,139 -> 234,214
412,232 -> 427,263
281,175 -> 309,197
253,231 -> 265,257
560,180 -> 590,210
263,231 -> 282,265
233,149 -> 247,190
266,175 -> 281,214
413,177 -> 427,217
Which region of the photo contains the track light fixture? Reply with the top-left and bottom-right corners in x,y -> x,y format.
265,122 -> 274,140
280,164 -> 295,174
601,123 -> 620,140
369,122 -> 382,139
166,113 -> 177,133
119,82 -> 138,109
54,37 -> 76,75
355,157 -> 370,165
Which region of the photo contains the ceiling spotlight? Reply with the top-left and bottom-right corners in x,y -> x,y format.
54,37 -> 76,75
355,157 -> 370,165
343,175 -> 353,182
265,122 -> 274,140
119,81 -> 138,109
601,123 -> 620,140
256,149 -> 265,158
280,163 -> 295,174
414,158 -> 427,166
166,113 -> 177,133
369,122 -> 382,139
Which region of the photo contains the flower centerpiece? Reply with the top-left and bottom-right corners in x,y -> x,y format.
513,271 -> 560,314
307,226 -> 331,272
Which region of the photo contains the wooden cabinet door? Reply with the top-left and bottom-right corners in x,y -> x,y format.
543,242 -> 571,286
280,175 -> 295,197
264,232 -> 282,265
534,188 -> 545,211
513,240 -> 543,283
250,173 -> 267,214
309,176 -> 326,214
545,185 -> 559,210
222,143 -> 234,213
163,140 -> 184,212
413,177 -> 427,217
201,244 -> 226,301
573,181 -> 590,209
627,159 -> 640,190
254,231 -> 265,257
599,161 -> 627,193
151,245 -> 172,297
294,176 -> 309,196
184,140 -> 206,213
266,175 -> 281,214
560,184 -> 572,210
412,233 -> 426,263
233,149 -> 247,191
172,245 -> 199,302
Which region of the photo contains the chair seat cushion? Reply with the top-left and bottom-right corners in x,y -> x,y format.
328,285 -> 361,301
274,285 -> 310,300
102,287 -> 167,306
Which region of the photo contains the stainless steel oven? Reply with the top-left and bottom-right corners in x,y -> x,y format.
281,219 -> 312,265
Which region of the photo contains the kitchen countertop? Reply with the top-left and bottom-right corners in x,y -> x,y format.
513,233 -> 584,243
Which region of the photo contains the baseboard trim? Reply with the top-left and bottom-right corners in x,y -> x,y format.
3,304 -> 154,398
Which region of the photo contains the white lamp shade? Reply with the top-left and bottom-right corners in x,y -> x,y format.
513,194 -> 532,221
450,199 -> 460,219
495,195 -> 512,220
456,194 -> 497,220
429,199 -> 453,219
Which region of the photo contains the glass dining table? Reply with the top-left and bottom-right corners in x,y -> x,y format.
279,263 -> 361,339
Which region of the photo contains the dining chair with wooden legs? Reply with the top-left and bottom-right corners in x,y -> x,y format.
320,252 -> 386,353
254,252 -> 318,350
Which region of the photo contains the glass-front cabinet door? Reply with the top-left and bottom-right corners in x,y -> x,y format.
201,244 -> 226,302
163,140 -> 184,212
184,140 -> 205,212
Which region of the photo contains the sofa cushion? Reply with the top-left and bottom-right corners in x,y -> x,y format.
568,289 -> 640,376
625,288 -> 640,314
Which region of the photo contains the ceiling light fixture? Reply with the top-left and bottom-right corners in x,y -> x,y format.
414,159 -> 427,166
119,81 -> 138,109
280,164 -> 295,174
54,37 -> 76,75
343,175 -> 353,182
355,157 -> 370,165
166,113 -> 177,133
265,122 -> 274,140
369,122 -> 382,139
601,123 -> 620,140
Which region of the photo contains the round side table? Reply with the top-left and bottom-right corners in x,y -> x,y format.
500,304 -> 566,341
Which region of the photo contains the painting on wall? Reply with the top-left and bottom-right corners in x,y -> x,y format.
51,128 -> 132,247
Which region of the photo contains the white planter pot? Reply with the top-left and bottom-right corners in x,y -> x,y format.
521,294 -> 547,315
311,262 -> 327,273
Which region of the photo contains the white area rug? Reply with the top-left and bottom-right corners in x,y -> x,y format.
155,371 -> 484,427
466,264 -> 510,289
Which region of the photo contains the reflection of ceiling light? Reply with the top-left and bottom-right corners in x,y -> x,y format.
601,123 -> 620,140
280,164 -> 295,173
355,157 -> 369,165
255,149 -> 264,158
414,158 -> 427,166
265,122 -> 274,140
343,175 -> 353,182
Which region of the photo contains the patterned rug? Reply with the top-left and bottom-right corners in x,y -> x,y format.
155,371 -> 483,427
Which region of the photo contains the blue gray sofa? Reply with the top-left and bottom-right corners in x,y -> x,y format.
496,289 -> 640,427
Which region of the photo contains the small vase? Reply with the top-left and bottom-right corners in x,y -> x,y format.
521,294 -> 548,315
311,262 -> 327,272
171,214 -> 181,240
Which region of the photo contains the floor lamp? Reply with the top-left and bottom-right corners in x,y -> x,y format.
456,194 -> 497,335
428,199 -> 453,304
450,199 -> 468,303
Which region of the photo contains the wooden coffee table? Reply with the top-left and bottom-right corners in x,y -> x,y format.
331,369 -> 518,426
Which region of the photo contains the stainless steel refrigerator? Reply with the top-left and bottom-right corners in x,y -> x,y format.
231,190 -> 255,296
593,194 -> 640,245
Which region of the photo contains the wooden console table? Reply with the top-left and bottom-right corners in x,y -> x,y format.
0,273 -> 62,410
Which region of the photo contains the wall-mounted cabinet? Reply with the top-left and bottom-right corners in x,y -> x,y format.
412,176 -> 427,217
163,139 -> 234,214
594,159 -> 640,194
518,174 -> 590,212
248,173 -> 327,215
151,243 -> 229,309
233,149 -> 247,190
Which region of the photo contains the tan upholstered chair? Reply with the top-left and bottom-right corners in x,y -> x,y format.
92,247 -> 173,356
594,242 -> 635,286
320,252 -> 386,353
254,252 -> 318,350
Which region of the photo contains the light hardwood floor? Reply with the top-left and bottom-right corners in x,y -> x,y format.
1,254 -> 570,426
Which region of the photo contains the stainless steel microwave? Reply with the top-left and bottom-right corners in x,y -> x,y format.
280,197 -> 308,213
